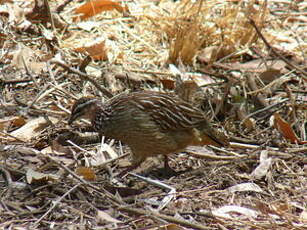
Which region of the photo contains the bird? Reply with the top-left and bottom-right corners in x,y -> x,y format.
68,91 -> 228,175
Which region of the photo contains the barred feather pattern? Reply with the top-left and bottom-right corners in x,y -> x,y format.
69,91 -> 227,166
109,92 -> 206,130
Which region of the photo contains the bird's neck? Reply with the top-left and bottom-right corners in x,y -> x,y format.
91,101 -> 111,132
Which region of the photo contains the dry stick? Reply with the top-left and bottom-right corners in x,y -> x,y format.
119,21 -> 159,54
190,211 -> 266,230
42,154 -> 216,228
118,206 -> 212,230
288,147 -> 307,153
128,173 -> 176,211
128,68 -> 172,76
27,83 -> 50,110
249,19 -> 307,79
51,59 -> 113,99
187,150 -> 244,160
0,167 -> 13,185
40,153 -> 124,206
0,78 -> 33,85
241,98 -> 289,125
47,61 -> 57,84
33,183 -> 81,226
34,82 -> 72,103
98,153 -> 130,168
248,74 -> 294,95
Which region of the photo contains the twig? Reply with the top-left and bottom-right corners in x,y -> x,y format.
51,59 -> 113,98
33,183 -> 81,226
229,142 -> 259,149
128,173 -> 176,210
187,150 -> 244,160
27,83 -> 50,110
241,98 -> 289,125
119,21 -> 159,54
39,153 -> 124,205
249,19 -> 307,79
0,78 -> 33,85
46,61 -> 57,84
98,153 -> 130,168
127,68 -> 172,76
288,147 -> 307,154
118,206 -> 212,230
65,138 -> 130,168
247,74 -> 294,95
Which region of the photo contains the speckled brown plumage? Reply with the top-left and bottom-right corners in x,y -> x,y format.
68,91 -> 228,174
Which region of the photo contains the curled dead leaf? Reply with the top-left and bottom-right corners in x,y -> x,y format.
76,167 -> 97,181
273,112 -> 305,144
74,40 -> 108,61
73,0 -> 128,22
26,168 -> 59,184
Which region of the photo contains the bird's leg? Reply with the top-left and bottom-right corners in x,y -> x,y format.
164,155 -> 170,170
163,155 -> 177,176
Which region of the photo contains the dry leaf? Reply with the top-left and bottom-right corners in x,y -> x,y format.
175,80 -> 200,103
26,168 -> 58,184
96,210 -> 121,223
271,202 -> 291,213
259,68 -> 281,84
11,44 -> 46,74
74,40 -> 108,61
73,0 -> 127,21
230,60 -> 287,73
273,112 -> 305,144
101,142 -> 118,159
254,199 -> 274,215
299,210 -> 307,223
227,182 -> 263,193
250,158 -> 272,180
147,224 -> 185,230
0,117 -> 23,131
76,167 -> 97,181
10,117 -> 58,142
212,205 -> 258,219
259,150 -> 269,162
160,79 -> 176,90
11,116 -> 26,128
51,140 -> 73,155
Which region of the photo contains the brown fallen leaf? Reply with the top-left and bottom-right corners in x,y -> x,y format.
26,168 -> 58,185
96,210 -> 121,224
11,44 -> 46,74
273,112 -> 306,144
74,40 -> 108,61
11,116 -> 26,128
10,117 -> 58,142
76,166 -> 97,181
73,0 -> 128,21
